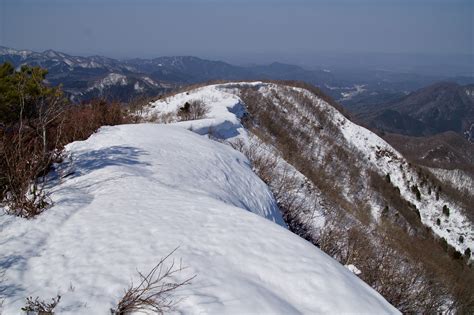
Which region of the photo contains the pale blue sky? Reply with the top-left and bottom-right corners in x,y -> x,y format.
0,0 -> 472,63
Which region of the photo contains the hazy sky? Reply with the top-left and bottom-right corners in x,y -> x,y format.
0,0 -> 472,62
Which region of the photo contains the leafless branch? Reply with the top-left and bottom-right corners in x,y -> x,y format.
112,248 -> 196,315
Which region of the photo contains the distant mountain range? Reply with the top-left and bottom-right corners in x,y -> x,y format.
352,82 -> 474,142
2,46 -> 473,146
2,46 -> 473,104
0,46 -> 176,102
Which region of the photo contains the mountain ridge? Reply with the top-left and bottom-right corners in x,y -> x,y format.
3,46 -> 473,105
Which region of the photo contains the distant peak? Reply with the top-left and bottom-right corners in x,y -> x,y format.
0,46 -> 33,56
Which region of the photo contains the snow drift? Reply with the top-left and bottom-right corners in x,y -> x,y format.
0,124 -> 398,314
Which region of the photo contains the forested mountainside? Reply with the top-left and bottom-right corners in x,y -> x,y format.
352,82 -> 474,142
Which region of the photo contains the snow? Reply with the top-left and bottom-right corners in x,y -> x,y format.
465,88 -> 474,98
345,264 -> 362,275
133,81 -> 144,92
88,73 -> 128,92
146,84 -> 250,139
0,46 -> 33,58
142,76 -> 159,87
78,61 -> 101,69
339,84 -> 366,101
63,58 -> 75,67
0,124 -> 398,314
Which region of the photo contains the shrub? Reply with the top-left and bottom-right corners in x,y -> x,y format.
60,100 -> 129,145
0,63 -> 66,217
465,248 -> 471,258
177,100 -> 209,121
111,249 -> 195,315
451,250 -> 463,260
459,236 -> 464,243
0,130 -> 56,217
443,205 -> 450,217
436,218 -> 441,226
21,295 -> 61,314
411,185 -> 421,201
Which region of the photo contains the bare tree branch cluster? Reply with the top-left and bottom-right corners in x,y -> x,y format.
111,248 -> 196,315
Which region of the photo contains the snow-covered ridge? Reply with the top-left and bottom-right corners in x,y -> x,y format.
0,46 -> 33,57
0,124 -> 397,314
147,82 -> 473,256
146,83 -> 254,139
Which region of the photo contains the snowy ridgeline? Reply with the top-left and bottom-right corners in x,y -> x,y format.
145,83 -> 473,256
0,123 -> 398,314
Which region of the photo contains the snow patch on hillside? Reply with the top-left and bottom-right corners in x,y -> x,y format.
88,73 -> 127,92
339,84 -> 366,101
133,81 -> 144,92
143,76 -> 159,87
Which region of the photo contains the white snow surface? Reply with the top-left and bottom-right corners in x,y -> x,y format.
345,264 -> 362,275
146,83 -> 251,139
0,124 -> 398,314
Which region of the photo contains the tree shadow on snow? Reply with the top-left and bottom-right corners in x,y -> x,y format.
61,145 -> 152,179
0,255 -> 27,297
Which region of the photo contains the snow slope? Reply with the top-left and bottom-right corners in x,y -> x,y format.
291,86 -> 474,255
0,124 -> 398,314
